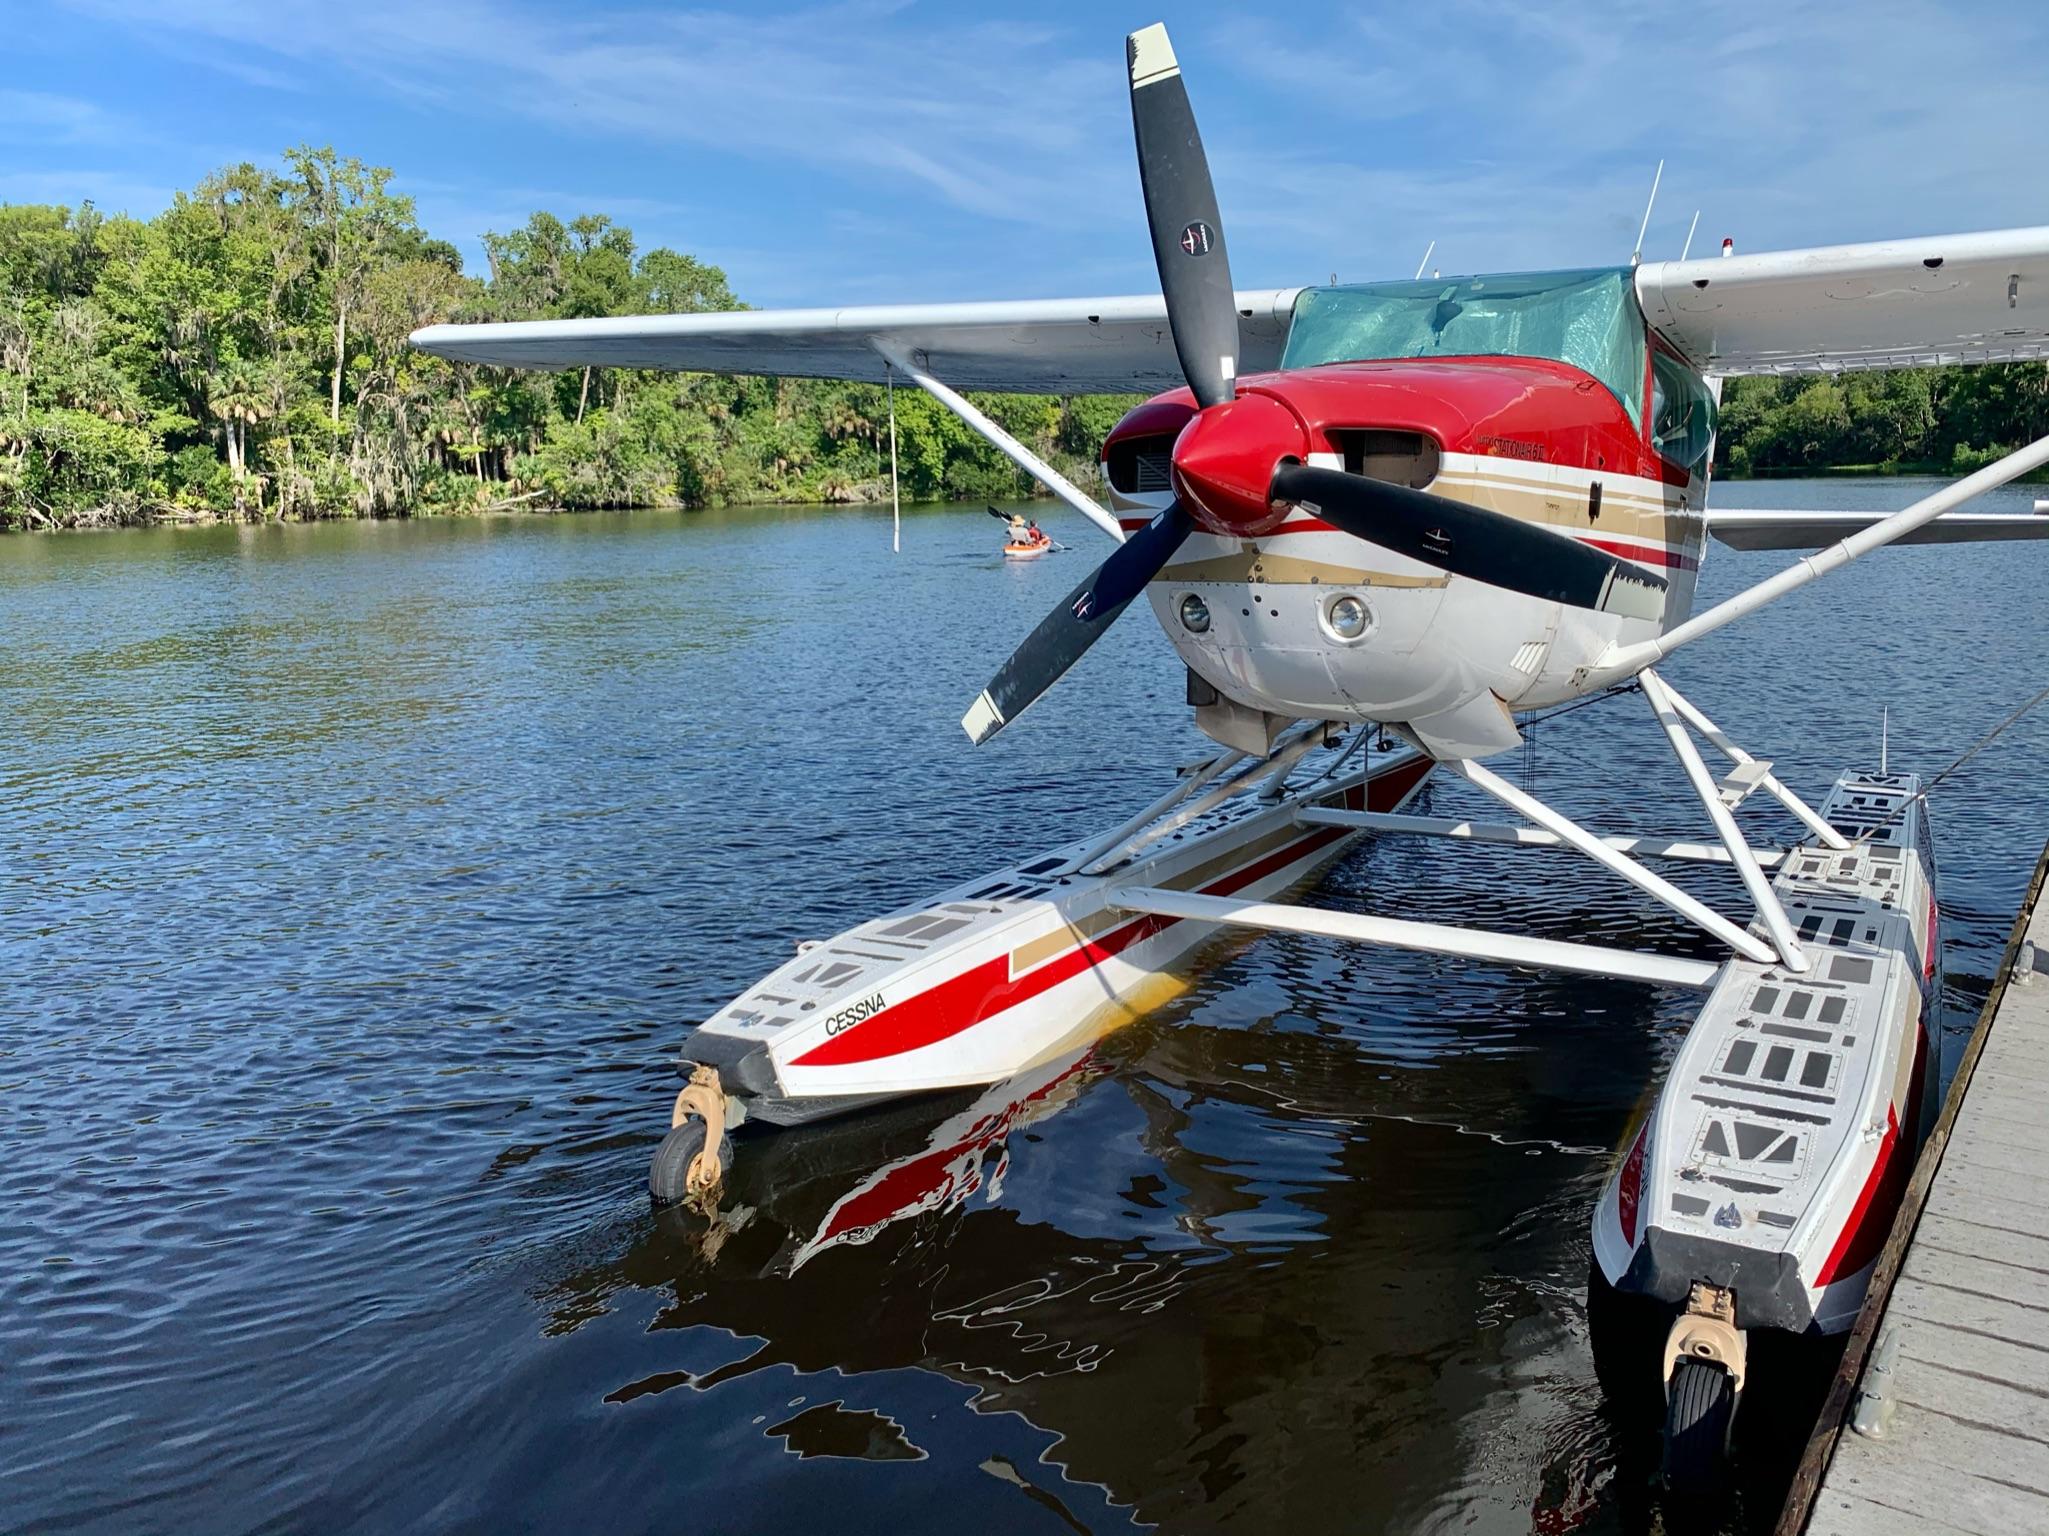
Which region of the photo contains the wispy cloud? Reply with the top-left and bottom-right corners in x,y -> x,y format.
25,0 -> 2049,305
62,0 -> 1131,225
0,90 -> 132,147
1204,0 -> 2049,281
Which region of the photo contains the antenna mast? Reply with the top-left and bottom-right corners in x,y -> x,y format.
1631,160 -> 1664,268
1414,240 -> 1436,281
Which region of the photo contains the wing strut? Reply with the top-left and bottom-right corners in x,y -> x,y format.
886,363 -> 901,554
869,339 -> 1125,544
1601,430 -> 2049,675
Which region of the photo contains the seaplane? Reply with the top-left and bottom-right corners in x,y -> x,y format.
411,21 -> 2049,1491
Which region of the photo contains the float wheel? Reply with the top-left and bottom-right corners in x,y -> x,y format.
1661,1356 -> 1736,1494
649,1119 -> 734,1208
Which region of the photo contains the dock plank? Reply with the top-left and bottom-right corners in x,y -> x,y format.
1888,1265 -> 2049,1348
1943,1112 -> 2049,1158
1924,1181 -> 2049,1240
1917,1156 -> 2049,1222
1911,1211 -> 2049,1282
1823,1437 -> 2049,1530
1805,1489 -> 1980,1536
1901,1245 -> 2049,1312
1893,1313 -> 2049,1394
1928,1134 -> 2049,1184
1885,1338 -> 2049,1443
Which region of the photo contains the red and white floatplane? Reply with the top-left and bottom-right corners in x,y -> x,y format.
411,20 -> 2049,1493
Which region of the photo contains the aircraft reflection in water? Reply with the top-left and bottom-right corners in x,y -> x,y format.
529,883 -> 1763,1533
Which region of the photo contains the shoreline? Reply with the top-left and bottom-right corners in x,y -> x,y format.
7,463 -> 2046,535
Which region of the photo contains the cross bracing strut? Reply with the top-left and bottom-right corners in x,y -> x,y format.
1104,886 -> 1722,989
1640,669 -> 1810,971
1442,755 -> 1779,965
1656,690 -> 1848,850
1293,807 -> 1788,868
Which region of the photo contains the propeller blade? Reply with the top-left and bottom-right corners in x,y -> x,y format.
963,503 -> 1196,744
1269,463 -> 1668,620
1127,24 -> 1239,410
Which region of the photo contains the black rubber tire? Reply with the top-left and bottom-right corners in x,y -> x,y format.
1662,1356 -> 1737,1496
649,1119 -> 734,1208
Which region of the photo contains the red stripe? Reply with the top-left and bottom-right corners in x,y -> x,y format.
1581,535 -> 1699,572
792,755 -> 1432,1068
1123,513 -> 1699,572
1117,514 -> 1335,535
1815,1015 -> 1927,1285
811,1053 -> 1091,1244
1815,1106 -> 1901,1284
1617,1123 -> 1648,1244
1925,894 -> 1940,983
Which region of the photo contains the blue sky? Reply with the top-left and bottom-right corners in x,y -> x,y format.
5,0 -> 2047,307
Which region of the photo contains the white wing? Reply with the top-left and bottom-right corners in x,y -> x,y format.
1637,226 -> 2049,376
1704,506 -> 2049,550
410,290 -> 1301,395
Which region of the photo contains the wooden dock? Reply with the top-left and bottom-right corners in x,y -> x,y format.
1781,837 -> 2049,1535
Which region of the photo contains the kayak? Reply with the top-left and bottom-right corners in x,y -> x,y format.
1003,540 -> 1051,559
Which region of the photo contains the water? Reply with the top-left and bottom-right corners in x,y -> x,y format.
2,481 -> 2044,1534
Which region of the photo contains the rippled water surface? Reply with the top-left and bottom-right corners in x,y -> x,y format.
4,482 -> 2046,1535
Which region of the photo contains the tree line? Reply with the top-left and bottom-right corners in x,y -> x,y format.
1718,367 -> 2049,478
3,147 -> 2045,530
0,147 -> 1133,531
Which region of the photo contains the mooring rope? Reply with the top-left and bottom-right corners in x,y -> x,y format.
1851,681 -> 2049,844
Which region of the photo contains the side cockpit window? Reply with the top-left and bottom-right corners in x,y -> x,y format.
1651,349 -> 1716,474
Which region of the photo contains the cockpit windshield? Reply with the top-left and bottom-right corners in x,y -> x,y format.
1280,267 -> 1648,425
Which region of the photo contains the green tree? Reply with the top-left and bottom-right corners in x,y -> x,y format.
286,146 -> 416,426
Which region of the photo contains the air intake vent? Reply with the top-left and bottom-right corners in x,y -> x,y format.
1105,434 -> 1178,494
1326,429 -> 1441,488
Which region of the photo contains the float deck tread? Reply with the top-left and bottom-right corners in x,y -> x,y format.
1803,871 -> 2049,1534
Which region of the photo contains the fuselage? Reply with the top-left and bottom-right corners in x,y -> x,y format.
1101,267 -> 1716,753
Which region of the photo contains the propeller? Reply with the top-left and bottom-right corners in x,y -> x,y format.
1127,22 -> 1240,411
1268,463 -> 1668,620
962,503 -> 1197,743
959,22 -> 1224,744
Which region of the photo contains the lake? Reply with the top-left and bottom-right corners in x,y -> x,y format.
4,479 -> 2045,1534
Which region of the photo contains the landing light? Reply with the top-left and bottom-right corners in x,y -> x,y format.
1179,593 -> 1212,633
1324,593 -> 1372,641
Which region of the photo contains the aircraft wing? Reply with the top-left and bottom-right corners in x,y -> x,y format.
1704,506 -> 2049,551
1636,226 -> 2049,376
409,290 -> 1301,395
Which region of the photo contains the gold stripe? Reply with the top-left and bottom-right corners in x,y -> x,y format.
1010,907 -> 1124,973
1432,472 -> 1696,548
1438,471 -> 1673,514
1160,549 -> 1448,587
